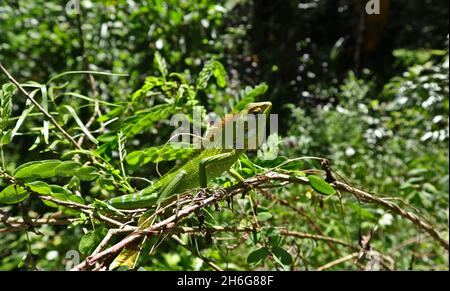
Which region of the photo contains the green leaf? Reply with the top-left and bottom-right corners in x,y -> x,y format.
41,185 -> 72,208
0,83 -> 14,129
0,185 -> 29,204
307,175 -> 336,195
40,85 -> 49,144
213,61 -> 227,88
26,181 -> 52,195
1,129 -> 12,145
257,212 -> 273,222
263,227 -> 280,237
14,160 -> 62,180
125,150 -> 146,166
54,161 -> 82,177
49,185 -> 72,198
13,160 -> 42,176
247,247 -> 269,265
69,195 -> 85,205
60,195 -> 86,215
61,92 -> 120,107
47,71 -> 128,85
197,60 -> 227,90
154,52 -> 168,77
79,228 -> 107,255
249,229 -> 261,246
268,235 -> 283,247
120,104 -> 177,137
233,83 -> 268,112
272,246 -> 293,265
41,194 -> 65,208
75,166 -> 99,181
61,105 -> 98,144
11,98 -> 35,139
32,160 -> 63,179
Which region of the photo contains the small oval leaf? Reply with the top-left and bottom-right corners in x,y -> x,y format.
0,185 -> 29,204
272,246 -> 293,265
247,247 -> 269,265
42,193 -> 68,208
26,181 -> 52,195
14,160 -> 63,180
79,228 -> 106,255
307,175 -> 336,195
257,212 -> 273,222
75,166 -> 99,181
32,161 -> 63,178
55,161 -> 82,177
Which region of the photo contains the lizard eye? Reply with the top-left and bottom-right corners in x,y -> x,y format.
250,108 -> 262,114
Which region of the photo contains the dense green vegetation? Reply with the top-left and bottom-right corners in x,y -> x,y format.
0,0 -> 448,271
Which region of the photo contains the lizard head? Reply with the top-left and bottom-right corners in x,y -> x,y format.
211,101 -> 272,150
242,101 -> 272,117
232,101 -> 273,149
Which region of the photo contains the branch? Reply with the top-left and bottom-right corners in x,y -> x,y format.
3,167 -> 443,270
71,171 -> 414,270
255,172 -> 448,251
0,169 -> 134,230
316,252 -> 359,271
72,175 -> 268,270
333,180 -> 449,251
0,210 -> 75,233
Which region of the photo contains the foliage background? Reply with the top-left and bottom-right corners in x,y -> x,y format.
0,0 -> 448,270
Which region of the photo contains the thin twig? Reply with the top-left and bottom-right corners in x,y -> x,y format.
72,171 -> 448,270
316,252 -> 359,271
0,210 -> 76,233
333,180 -> 449,251
0,169 -> 133,230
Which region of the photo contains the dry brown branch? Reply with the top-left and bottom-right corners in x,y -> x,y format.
0,169 -> 134,231
0,210 -> 75,233
316,252 -> 359,271
71,171 -> 421,270
333,180 -> 449,251
2,165 -> 445,270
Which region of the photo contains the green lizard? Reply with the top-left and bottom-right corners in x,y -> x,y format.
107,101 -> 272,210
107,102 -> 272,269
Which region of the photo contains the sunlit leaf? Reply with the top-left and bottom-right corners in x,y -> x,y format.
0,185 -> 29,204
75,166 -> 99,181
26,181 -> 52,195
79,228 -> 107,255
61,105 -> 98,144
307,175 -> 336,195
